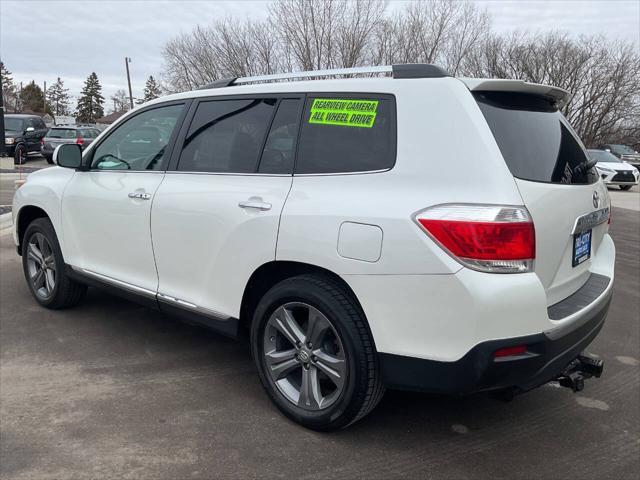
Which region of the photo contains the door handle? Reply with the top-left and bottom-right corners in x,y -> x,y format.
238,199 -> 272,211
128,192 -> 152,200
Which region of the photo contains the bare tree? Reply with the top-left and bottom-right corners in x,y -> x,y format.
159,0 -> 639,147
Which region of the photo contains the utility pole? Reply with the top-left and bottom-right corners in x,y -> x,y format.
0,66 -> 5,156
125,57 -> 134,109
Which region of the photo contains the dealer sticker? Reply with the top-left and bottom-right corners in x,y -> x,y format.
309,98 -> 378,128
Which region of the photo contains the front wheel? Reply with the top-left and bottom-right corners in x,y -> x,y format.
251,274 -> 384,430
22,218 -> 87,309
619,185 -> 633,191
13,144 -> 27,165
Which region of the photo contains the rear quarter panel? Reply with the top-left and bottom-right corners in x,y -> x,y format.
277,78 -> 525,275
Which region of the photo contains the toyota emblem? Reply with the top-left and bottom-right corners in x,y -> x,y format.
593,191 -> 600,209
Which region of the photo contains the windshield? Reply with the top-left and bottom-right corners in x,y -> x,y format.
610,144 -> 637,155
47,128 -> 77,139
5,118 -> 24,131
587,150 -> 623,163
474,92 -> 597,185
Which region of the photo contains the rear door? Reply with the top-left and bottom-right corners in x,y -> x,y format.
474,91 -> 610,305
151,95 -> 303,318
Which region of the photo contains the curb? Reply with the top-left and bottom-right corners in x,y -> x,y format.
0,211 -> 13,235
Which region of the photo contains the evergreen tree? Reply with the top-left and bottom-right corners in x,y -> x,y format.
19,81 -> 46,113
1,61 -> 18,112
46,77 -> 71,116
76,72 -> 105,123
143,75 -> 162,102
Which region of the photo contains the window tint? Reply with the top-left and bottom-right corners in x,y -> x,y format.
296,96 -> 395,174
587,150 -> 622,163
48,128 -> 77,139
91,104 -> 183,171
5,118 -> 24,131
178,98 -> 276,173
79,128 -> 95,138
475,92 -> 597,184
258,99 -> 302,174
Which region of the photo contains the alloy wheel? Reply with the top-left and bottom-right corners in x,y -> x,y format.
26,233 -> 56,299
263,302 -> 347,410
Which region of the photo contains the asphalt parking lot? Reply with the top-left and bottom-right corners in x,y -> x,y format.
0,188 -> 638,479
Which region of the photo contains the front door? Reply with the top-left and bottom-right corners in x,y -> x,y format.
61,102 -> 187,294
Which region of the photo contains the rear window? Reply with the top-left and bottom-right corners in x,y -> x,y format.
587,150 -> 622,163
79,128 -> 96,138
475,92 -> 597,185
48,128 -> 77,139
296,95 -> 396,174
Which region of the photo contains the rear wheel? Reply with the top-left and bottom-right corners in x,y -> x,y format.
22,218 -> 87,309
619,185 -> 633,191
13,144 -> 27,165
251,274 -> 384,430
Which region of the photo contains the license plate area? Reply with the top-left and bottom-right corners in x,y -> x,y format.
572,229 -> 592,267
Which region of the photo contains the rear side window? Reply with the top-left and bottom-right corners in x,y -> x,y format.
179,98 -> 277,173
48,128 -> 77,139
79,128 -> 96,138
296,95 -> 396,174
475,92 -> 597,184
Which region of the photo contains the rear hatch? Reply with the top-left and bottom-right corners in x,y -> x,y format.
44,128 -> 78,149
469,82 -> 610,306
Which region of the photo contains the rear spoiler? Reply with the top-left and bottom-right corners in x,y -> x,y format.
460,78 -> 572,109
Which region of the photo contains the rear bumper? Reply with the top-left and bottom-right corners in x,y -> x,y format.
379,278 -> 612,394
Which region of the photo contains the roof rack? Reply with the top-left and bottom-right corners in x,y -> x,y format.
198,63 -> 449,90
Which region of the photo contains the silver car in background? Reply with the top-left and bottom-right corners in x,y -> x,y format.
41,126 -> 101,164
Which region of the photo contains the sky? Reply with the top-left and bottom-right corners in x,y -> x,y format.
1,0 -> 639,112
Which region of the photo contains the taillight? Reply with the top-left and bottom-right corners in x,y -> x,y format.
494,345 -> 528,358
76,137 -> 84,145
414,204 -> 535,273
40,138 -> 44,146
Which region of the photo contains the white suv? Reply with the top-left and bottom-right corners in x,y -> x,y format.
12,64 -> 614,430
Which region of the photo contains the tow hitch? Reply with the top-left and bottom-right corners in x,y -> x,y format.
555,354 -> 604,392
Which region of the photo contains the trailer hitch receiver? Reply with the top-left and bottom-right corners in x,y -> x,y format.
555,353 -> 604,392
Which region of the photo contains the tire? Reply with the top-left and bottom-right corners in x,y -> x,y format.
251,274 -> 384,430
619,185 -> 632,191
45,155 -> 54,165
22,218 -> 87,309
13,144 -> 27,165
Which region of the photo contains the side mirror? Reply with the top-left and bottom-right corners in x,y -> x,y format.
54,143 -> 83,169
25,126 -> 35,133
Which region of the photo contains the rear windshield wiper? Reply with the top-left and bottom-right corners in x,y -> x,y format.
573,159 -> 598,174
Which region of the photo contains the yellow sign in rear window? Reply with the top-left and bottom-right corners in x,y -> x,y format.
309,98 -> 378,128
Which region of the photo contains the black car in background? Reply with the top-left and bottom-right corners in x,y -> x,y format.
41,126 -> 101,163
597,144 -> 640,170
4,114 -> 49,164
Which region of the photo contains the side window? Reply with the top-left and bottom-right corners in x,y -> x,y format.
91,104 -> 183,171
79,128 -> 95,138
258,98 -> 302,174
178,98 -> 276,173
36,119 -> 47,130
296,96 -> 396,174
